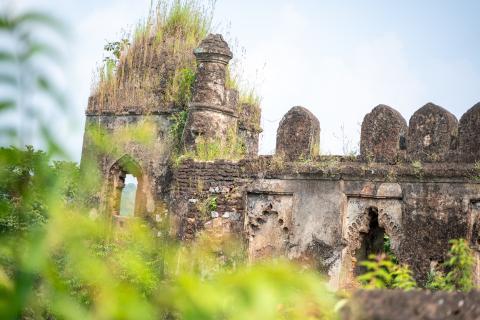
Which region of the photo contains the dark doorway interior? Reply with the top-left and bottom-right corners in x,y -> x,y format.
354,207 -> 386,275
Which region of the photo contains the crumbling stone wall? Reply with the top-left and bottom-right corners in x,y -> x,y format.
238,102 -> 262,157
82,32 -> 480,291
81,113 -> 173,222
170,159 -> 251,241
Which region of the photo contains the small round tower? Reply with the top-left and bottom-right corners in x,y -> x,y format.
183,34 -> 238,149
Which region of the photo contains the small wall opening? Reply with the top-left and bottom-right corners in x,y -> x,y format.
354,207 -> 386,275
119,174 -> 138,217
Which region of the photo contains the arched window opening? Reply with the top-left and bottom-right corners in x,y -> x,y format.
354,207 -> 386,276
119,174 -> 138,217
108,155 -> 143,221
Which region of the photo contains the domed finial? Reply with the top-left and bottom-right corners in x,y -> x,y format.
194,33 -> 233,64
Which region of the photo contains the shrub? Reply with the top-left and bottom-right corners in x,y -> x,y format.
426,239 -> 475,292
357,254 -> 417,290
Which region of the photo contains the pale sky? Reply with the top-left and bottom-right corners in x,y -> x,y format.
9,0 -> 480,161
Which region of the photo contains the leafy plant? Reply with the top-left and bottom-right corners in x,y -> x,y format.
426,239 -> 475,292
357,254 -> 417,290
383,234 -> 398,264
207,196 -> 217,212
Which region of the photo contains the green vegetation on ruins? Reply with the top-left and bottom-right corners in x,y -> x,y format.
426,239 -> 476,292
92,0 -> 260,114
91,0 -> 211,113
357,238 -> 476,292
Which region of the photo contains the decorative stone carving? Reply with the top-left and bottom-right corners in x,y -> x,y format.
246,193 -> 293,261
360,104 -> 407,163
407,103 -> 458,162
276,106 -> 320,161
459,102 -> 480,162
341,197 -> 403,288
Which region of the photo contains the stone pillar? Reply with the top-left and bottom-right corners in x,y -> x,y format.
360,104 -> 407,163
407,103 -> 458,162
459,102 -> 480,162
276,106 -> 320,161
183,34 -> 238,149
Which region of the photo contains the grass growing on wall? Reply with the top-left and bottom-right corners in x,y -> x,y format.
177,128 -> 246,163
91,0 -> 213,113
91,0 -> 261,116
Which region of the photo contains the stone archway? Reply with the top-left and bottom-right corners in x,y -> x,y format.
107,155 -> 145,225
340,197 -> 403,288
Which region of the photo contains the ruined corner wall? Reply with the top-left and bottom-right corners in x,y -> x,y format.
80,33 -> 262,221
81,112 -> 174,219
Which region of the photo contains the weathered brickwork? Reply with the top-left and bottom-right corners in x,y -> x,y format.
169,159 -> 249,241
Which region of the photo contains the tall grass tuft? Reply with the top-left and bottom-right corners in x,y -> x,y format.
90,0 -> 214,114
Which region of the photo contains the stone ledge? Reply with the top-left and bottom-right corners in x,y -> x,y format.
341,290 -> 480,320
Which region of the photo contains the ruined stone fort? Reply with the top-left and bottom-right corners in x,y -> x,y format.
81,34 -> 480,289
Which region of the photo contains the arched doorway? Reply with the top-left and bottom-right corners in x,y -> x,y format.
107,155 -> 145,224
340,197 -> 403,288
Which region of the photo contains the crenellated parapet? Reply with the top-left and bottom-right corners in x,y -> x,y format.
275,102 -> 480,164
82,32 -> 480,290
